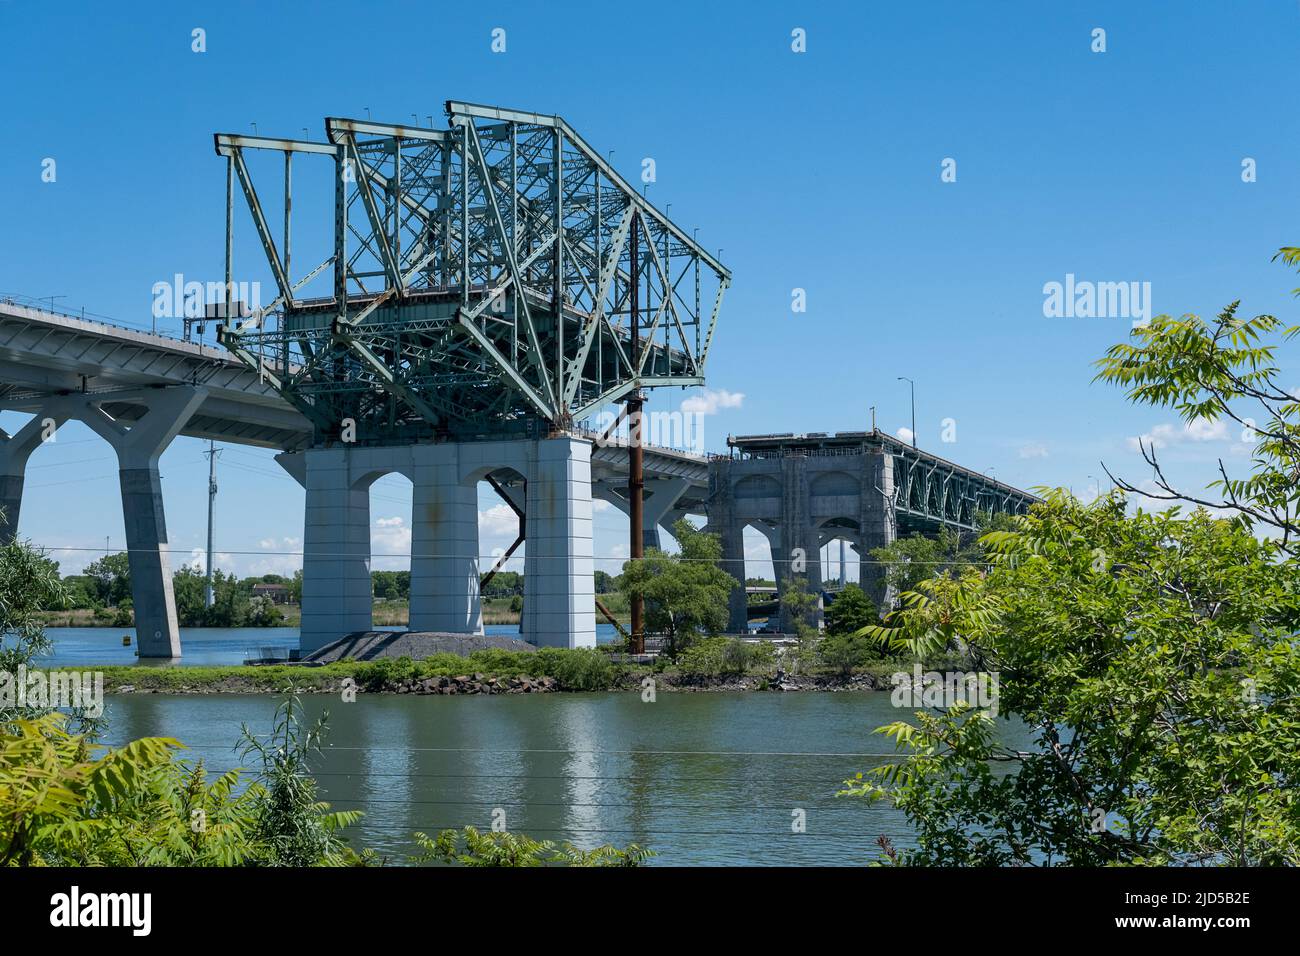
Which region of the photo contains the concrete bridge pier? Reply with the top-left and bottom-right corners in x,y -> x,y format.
0,409 -> 69,543
288,448 -> 376,650
519,437 -> 596,649
283,435 -> 596,654
858,448 -> 897,610
81,387 -> 208,658
409,445 -> 482,635
2,389 -> 204,657
703,500 -> 750,635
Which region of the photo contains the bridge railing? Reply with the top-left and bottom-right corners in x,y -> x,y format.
0,293 -> 194,346
569,422 -> 708,461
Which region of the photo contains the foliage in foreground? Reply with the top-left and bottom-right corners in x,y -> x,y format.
0,700 -> 652,868
847,492 -> 1300,866
0,703 -> 360,866
414,826 -> 653,867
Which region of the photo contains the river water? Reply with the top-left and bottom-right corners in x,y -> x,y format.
101,691 -> 921,865
46,627 -> 999,865
38,624 -> 622,667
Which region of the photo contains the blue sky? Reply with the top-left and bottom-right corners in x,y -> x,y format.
3,0 -> 1299,581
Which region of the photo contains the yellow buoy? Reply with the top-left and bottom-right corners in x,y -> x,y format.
122,635 -> 132,646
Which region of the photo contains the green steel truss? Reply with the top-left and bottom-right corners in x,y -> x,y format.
887,441 -> 1037,533
214,101 -> 731,443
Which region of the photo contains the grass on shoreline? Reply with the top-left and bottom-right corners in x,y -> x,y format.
58,646 -> 967,696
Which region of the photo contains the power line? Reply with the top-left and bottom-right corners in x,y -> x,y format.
34,543 -> 994,566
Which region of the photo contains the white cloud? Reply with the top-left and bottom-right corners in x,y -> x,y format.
681,388 -> 745,415
1127,418 -> 1228,452
1018,442 -> 1049,459
370,516 -> 411,567
895,427 -> 914,443
186,548 -> 236,574
479,504 -> 520,537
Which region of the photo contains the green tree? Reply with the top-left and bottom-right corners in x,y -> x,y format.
779,577 -> 821,673
172,566 -> 251,627
870,516 -> 1015,601
59,575 -> 100,610
245,595 -> 284,628
847,493 -> 1300,866
825,583 -> 875,636
617,519 -> 737,657
172,564 -> 206,624
371,570 -> 410,600
0,524 -> 68,726
83,552 -> 131,607
1094,251 -> 1300,550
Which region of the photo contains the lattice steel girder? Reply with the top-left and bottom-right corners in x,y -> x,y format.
889,445 -> 1036,531
213,101 -> 730,443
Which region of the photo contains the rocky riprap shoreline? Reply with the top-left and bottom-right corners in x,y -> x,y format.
107,670 -> 897,696
385,673 -> 557,695
656,671 -> 891,693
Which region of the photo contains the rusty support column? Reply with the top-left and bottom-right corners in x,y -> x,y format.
628,213 -> 645,654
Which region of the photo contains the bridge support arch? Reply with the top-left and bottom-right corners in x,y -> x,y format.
2,388 -> 207,658
282,435 -> 596,654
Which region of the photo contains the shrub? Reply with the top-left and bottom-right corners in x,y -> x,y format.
678,637 -> 770,678
531,647 -> 615,690
817,631 -> 878,675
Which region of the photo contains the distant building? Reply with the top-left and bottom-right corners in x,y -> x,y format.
251,582 -> 291,604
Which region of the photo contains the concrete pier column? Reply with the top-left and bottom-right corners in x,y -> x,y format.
757,524 -> 785,632
81,387 -> 207,658
521,437 -> 596,649
409,444 -> 482,634
0,410 -> 67,543
297,447 -> 374,652
779,456 -> 823,631
859,449 -> 896,614
718,516 -> 749,634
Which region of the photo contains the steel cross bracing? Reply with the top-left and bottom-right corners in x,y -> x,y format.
888,442 -> 1035,533
213,101 -> 731,444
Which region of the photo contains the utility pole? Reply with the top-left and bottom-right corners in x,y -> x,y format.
203,440 -> 221,607
628,213 -> 645,656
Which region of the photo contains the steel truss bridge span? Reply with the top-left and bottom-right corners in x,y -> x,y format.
214,101 -> 731,445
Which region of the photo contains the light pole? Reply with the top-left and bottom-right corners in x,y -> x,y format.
897,376 -> 916,448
